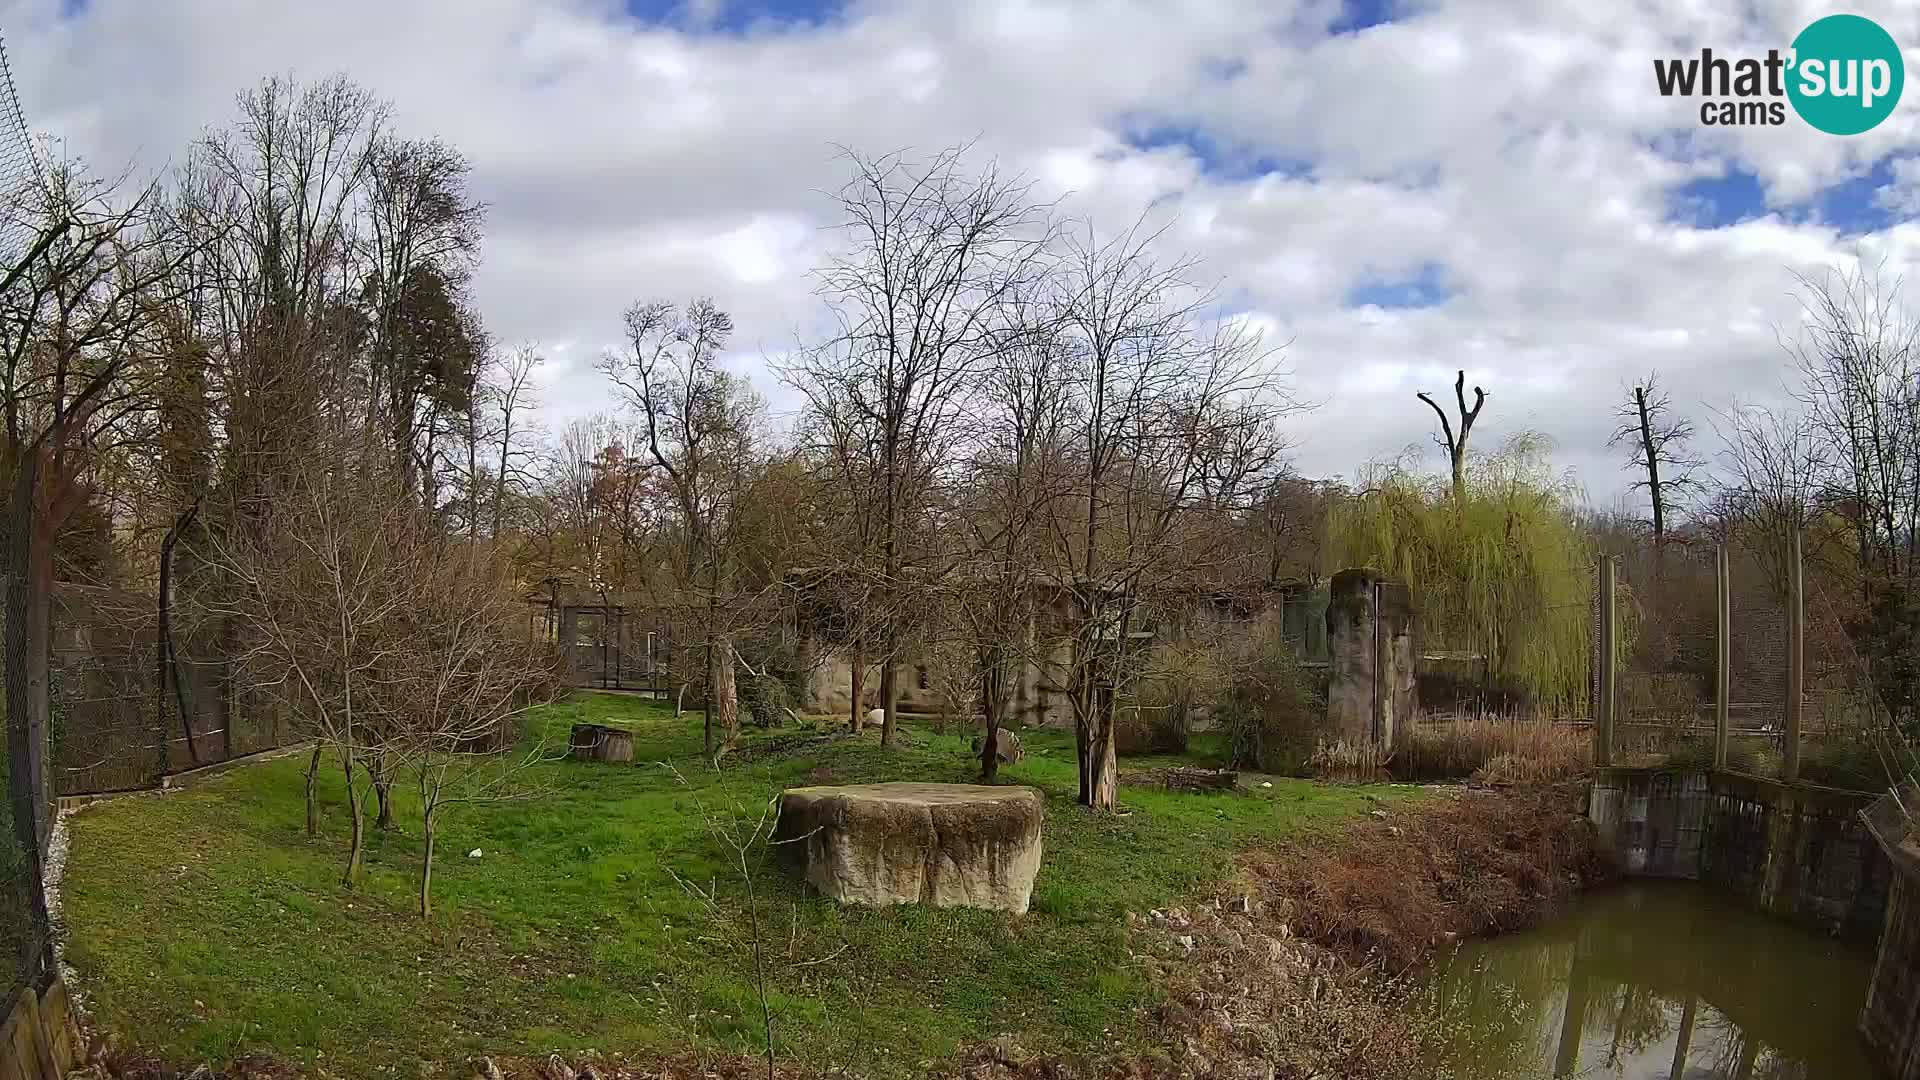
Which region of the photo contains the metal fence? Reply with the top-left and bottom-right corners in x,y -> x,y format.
1593,533 -> 1898,792
49,582 -> 296,796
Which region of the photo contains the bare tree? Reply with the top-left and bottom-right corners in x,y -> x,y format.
600,298 -> 766,756
1708,403 -> 1823,598
3,158 -> 198,854
1608,372 -> 1703,549
1784,263 -> 1920,730
194,426 -> 423,885
385,551 -> 557,916
1417,369 -> 1487,506
952,288 -> 1072,780
788,144 -> 1053,748
484,344 -> 544,539
1037,221 -> 1297,809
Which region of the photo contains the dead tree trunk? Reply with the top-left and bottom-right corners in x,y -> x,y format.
1633,385 -> 1667,546
1417,370 -> 1488,507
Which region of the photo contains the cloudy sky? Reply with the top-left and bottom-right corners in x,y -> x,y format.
6,0 -> 1920,506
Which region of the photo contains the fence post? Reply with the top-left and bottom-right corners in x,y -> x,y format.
1784,528 -> 1804,783
1714,543 -> 1730,771
1596,556 -> 1616,769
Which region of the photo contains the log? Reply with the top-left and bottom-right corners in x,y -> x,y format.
1164,766 -> 1238,793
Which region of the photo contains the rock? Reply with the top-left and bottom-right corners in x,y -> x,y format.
969,728 -> 1025,765
986,1035 -> 1027,1065
468,849 -> 483,859
773,782 -> 1045,913
866,707 -> 886,728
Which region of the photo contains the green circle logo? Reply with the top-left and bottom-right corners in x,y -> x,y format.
1787,14 -> 1904,135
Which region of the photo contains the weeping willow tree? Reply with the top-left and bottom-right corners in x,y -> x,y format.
1328,433 -> 1596,711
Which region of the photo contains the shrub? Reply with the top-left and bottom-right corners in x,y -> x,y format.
1219,632 -> 1323,774
739,673 -> 791,729
1115,679 -> 1189,756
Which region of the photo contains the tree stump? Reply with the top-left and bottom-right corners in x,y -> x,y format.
569,724 -> 634,763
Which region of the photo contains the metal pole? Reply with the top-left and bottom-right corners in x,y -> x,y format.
1715,543 -> 1730,771
1597,557 -> 1616,769
1784,528 -> 1804,783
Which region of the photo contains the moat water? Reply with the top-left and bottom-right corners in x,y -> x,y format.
1425,881 -> 1879,1079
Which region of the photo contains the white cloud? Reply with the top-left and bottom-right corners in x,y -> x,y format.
6,0 -> 1920,506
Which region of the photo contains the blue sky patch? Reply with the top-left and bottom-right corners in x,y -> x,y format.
623,0 -> 840,34
1665,155 -> 1915,234
1117,118 -> 1312,182
1347,263 -> 1451,310
1330,0 -> 1401,35
1667,165 -> 1767,228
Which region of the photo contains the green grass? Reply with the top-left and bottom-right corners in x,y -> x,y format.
61,693 -> 1401,1074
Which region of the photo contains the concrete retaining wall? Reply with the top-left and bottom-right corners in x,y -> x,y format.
1860,787 -> 1920,1080
1587,766 -> 1887,942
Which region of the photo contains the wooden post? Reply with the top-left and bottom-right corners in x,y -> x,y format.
1714,543 -> 1730,771
1784,528 -> 1804,783
1596,557 -> 1616,769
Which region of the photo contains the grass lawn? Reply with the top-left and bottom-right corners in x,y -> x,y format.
60,692 -> 1404,1075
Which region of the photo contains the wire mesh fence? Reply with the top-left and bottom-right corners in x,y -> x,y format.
2,570 -> 54,1003
1584,532 -> 1901,792
1611,540 -> 1718,762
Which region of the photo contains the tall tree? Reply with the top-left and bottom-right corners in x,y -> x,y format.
3,160 -> 196,860
1608,372 -> 1702,549
791,144 -> 1053,748
1417,369 -> 1487,506
1039,221 -> 1295,809
601,298 -> 764,756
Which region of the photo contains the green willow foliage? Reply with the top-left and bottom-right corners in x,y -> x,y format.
1328,435 -> 1596,712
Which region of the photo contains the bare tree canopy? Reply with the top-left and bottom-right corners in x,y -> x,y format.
1608,372 -> 1703,545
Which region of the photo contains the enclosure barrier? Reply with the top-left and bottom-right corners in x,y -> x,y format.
1591,532 -> 1870,782
0,977 -> 80,1080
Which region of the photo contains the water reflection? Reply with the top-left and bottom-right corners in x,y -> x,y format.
1425,882 -> 1878,1079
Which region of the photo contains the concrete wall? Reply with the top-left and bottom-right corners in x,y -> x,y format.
1860,787 -> 1920,1080
1324,569 -> 1415,747
1587,767 -> 1888,941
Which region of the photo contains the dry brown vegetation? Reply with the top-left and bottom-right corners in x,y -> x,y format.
1244,782 -> 1614,973
1392,717 -> 1592,786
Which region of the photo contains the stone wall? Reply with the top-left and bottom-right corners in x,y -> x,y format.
1587,766 -> 1887,942
1860,786 -> 1920,1080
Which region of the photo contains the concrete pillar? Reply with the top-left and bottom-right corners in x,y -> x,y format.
1325,568 -> 1416,747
